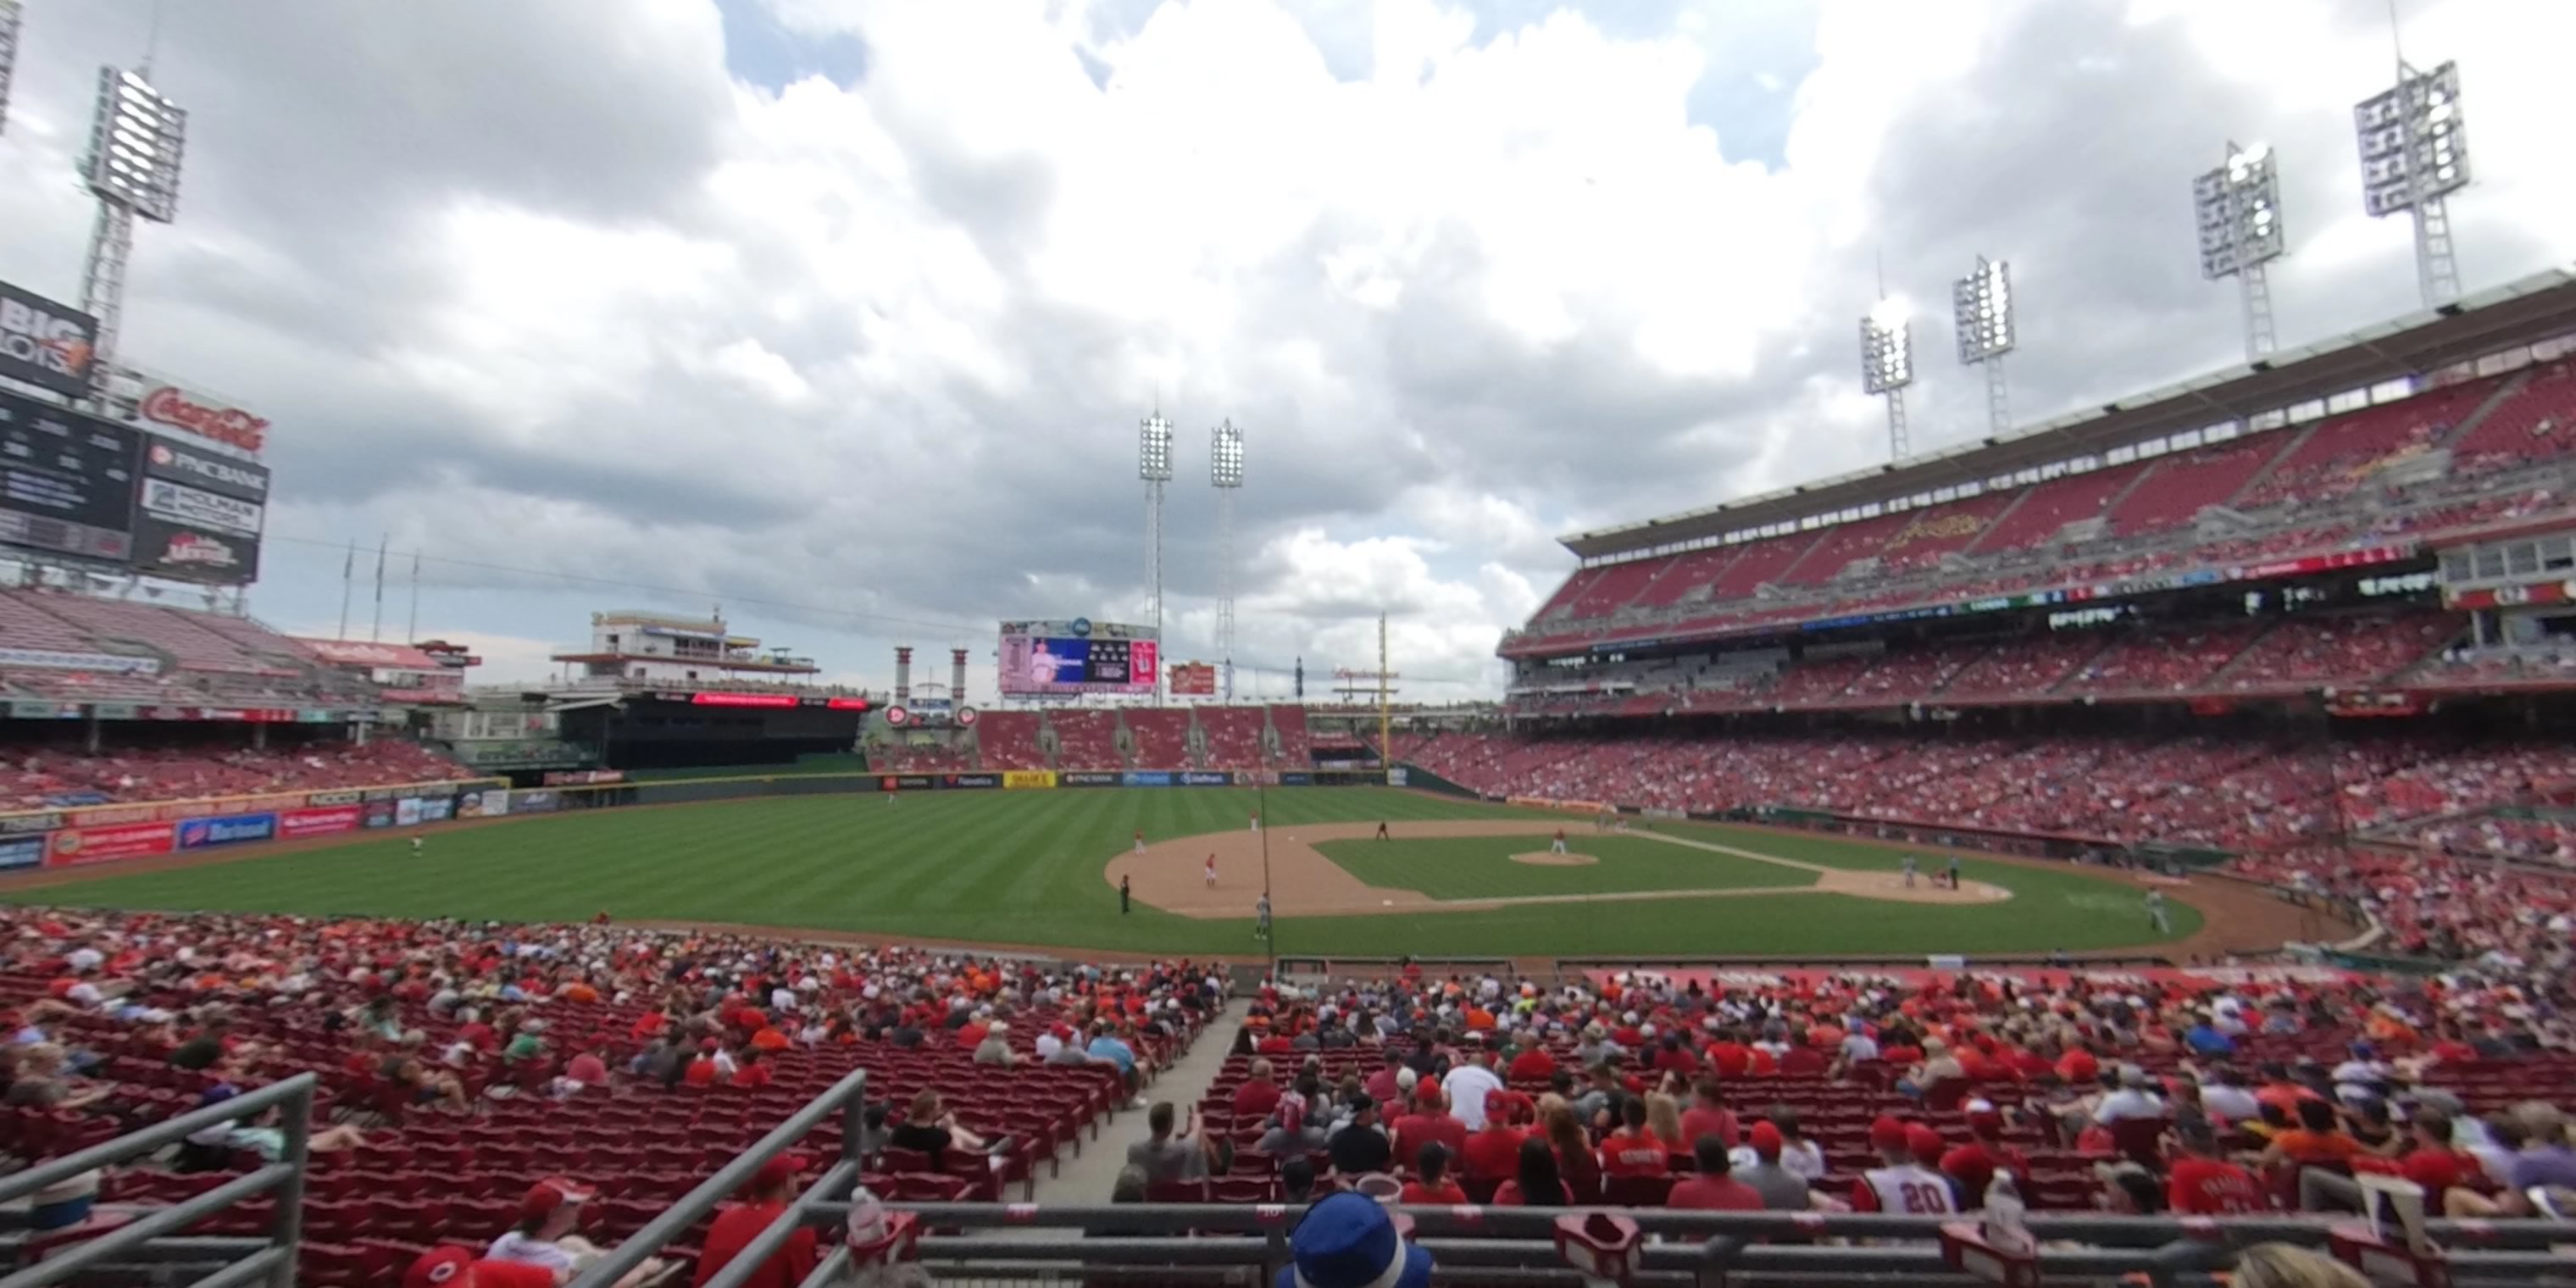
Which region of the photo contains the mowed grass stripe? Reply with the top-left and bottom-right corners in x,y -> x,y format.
1315,835 -> 1817,901
0,789 -> 2202,956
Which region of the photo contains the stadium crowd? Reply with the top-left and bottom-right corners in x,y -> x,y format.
1177,955 -> 2576,1228
0,907 -> 1220,1285
1403,728 -> 2576,857
0,740 -> 468,813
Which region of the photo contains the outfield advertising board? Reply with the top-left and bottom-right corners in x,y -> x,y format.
1122,771 -> 1174,787
943,774 -> 1000,790
1003,770 -> 1057,790
177,811 -> 277,851
1060,772 -> 1120,787
47,821 -> 174,866
279,805 -> 361,839
0,836 -> 44,870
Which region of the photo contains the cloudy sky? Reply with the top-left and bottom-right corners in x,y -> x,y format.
0,0 -> 2568,700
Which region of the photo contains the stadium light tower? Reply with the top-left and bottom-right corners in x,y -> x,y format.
2354,56 -> 2468,308
1951,255 -> 2015,438
1139,411 -> 1173,703
78,63 -> 189,375
1858,295 -> 1915,461
0,1 -> 24,136
2194,141 -> 2286,361
1211,419 -> 1244,702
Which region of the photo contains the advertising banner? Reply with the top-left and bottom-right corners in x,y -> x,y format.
1122,771 -> 1174,787
1059,771 -> 1121,787
176,811 -> 277,851
141,439 -> 269,502
1003,770 -> 1058,791
0,389 -> 141,562
279,805 -> 362,839
0,836 -> 44,870
47,821 -> 175,866
881,775 -> 935,791
1388,767 -> 1409,787
1179,771 -> 1232,787
132,384 -> 269,456
1279,773 -> 1313,786
1169,662 -> 1217,697
0,280 -> 99,398
364,801 -> 395,829
139,476 -> 263,536
513,790 -> 559,813
0,647 -> 156,675
393,797 -> 424,827
943,773 -> 1000,790
419,797 -> 454,822
130,516 -> 258,581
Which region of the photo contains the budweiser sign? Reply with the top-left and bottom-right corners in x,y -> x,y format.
140,386 -> 268,453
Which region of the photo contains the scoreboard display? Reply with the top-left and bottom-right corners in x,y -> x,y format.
998,618 -> 1160,696
0,387 -> 141,562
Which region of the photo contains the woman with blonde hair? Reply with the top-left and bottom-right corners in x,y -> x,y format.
1540,1101 -> 1603,1203
2231,1243 -> 2371,1288
1645,1092 -> 1687,1151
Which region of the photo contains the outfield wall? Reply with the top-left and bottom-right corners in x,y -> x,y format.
0,776 -> 508,874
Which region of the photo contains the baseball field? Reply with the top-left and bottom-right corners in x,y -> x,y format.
0,786 -> 2283,959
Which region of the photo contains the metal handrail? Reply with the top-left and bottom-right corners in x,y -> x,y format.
567,1066 -> 867,1288
0,1072 -> 315,1288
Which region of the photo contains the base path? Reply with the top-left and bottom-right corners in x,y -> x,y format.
1106,820 -> 2012,919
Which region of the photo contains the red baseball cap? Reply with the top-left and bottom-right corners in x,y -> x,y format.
1868,1115 -> 1909,1152
1415,1079 -> 1445,1108
1905,1124 -> 1944,1162
1747,1122 -> 1784,1158
402,1248 -> 475,1288
746,1152 -> 810,1195
519,1176 -> 594,1222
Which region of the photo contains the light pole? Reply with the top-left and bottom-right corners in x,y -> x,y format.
1951,256 -> 2015,438
78,63 -> 189,380
1212,420 -> 1243,702
2194,142 -> 2286,361
1139,412 -> 1172,706
1859,296 -> 1915,461
2354,57 -> 2469,308
0,1 -> 24,136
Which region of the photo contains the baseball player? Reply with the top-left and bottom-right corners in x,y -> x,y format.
1204,852 -> 1218,888
1256,893 -> 1272,940
1901,854 -> 1918,888
1551,828 -> 1568,856
1133,829 -> 1146,855
2146,888 -> 2171,934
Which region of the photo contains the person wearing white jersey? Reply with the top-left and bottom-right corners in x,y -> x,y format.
1849,1118 -> 1961,1215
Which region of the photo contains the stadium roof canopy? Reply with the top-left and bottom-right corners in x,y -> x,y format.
1560,262 -> 2576,561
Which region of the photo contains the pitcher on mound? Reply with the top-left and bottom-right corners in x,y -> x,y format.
1204,852 -> 1218,888
1551,828 -> 1568,855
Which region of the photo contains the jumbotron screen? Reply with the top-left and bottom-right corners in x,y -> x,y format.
997,618 -> 1159,695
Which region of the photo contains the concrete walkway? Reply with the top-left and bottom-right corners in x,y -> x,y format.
1026,1003 -> 1243,1206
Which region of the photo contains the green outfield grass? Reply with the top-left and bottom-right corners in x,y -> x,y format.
1315,834 -> 1816,900
0,788 -> 2202,957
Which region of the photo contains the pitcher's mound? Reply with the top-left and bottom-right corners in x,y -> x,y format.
1512,851 -> 1598,867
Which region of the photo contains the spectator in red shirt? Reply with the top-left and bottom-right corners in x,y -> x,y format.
682,1041 -> 722,1087
403,1246 -> 564,1288
692,1153 -> 818,1288
1398,1141 -> 1468,1205
1363,1049 -> 1404,1103
1493,1138 -> 1572,1207
1392,1080 -> 1468,1163
1667,1137 -> 1765,1211
1599,1097 -> 1670,1179
1232,1058 -> 1282,1122
1460,1091 -> 1527,1190
2166,1119 -> 2264,1215
1704,1028 -> 1754,1078
1679,1078 -> 1740,1151
1507,1033 -> 1557,1084
731,1049 -> 773,1090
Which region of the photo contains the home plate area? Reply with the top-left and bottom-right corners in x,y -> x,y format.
1100,819 -> 2010,919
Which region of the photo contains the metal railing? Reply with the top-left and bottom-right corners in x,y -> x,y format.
0,1072 -> 317,1288
567,1067 -> 868,1288
808,1202 -> 2576,1288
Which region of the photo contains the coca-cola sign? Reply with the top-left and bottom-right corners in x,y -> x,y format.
139,385 -> 267,454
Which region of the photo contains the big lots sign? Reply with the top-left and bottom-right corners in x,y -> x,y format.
139,385 -> 267,454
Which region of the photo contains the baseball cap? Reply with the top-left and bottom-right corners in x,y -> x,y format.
402,1247 -> 475,1288
519,1176 -> 594,1221
747,1152 -> 810,1196
1747,1122 -> 1784,1158
1905,1124 -> 1944,1162
1868,1114 -> 1909,1152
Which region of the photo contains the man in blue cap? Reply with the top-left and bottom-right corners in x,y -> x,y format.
1278,1191 -> 1433,1288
